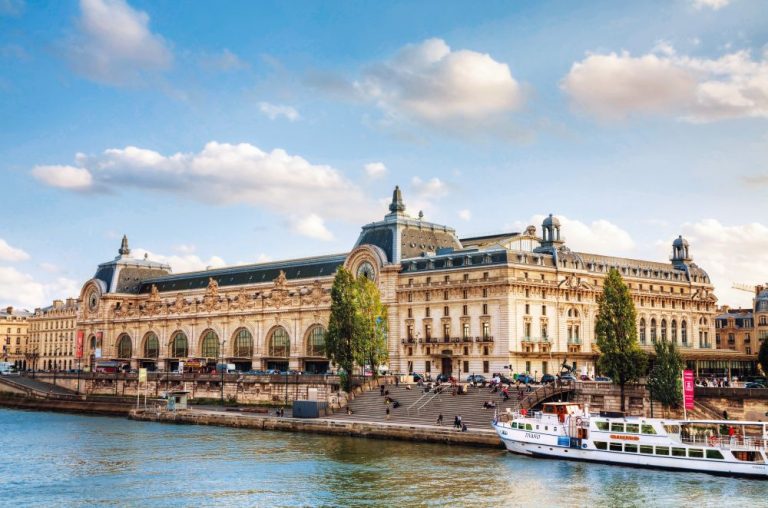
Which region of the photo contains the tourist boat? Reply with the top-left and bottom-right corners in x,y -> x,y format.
492,402 -> 768,478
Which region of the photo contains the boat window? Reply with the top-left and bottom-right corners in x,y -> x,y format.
624,444 -> 638,453
526,424 -> 533,431
672,447 -> 686,457
640,445 -> 653,454
732,451 -> 763,463
594,441 -> 607,450
688,448 -> 704,458
609,443 -> 623,452
610,423 -> 625,432
706,449 -> 724,460
595,421 -> 609,431
625,423 -> 639,433
553,427 -> 557,432
663,425 -> 680,434
655,446 -> 670,456
511,422 -> 518,429
544,426 -> 548,431
641,424 -> 657,435
536,425 -> 540,430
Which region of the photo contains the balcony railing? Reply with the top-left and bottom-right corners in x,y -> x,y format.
567,338 -> 582,345
522,336 -> 549,343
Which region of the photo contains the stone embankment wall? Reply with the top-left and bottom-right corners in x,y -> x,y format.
130,408 -> 502,448
693,387 -> 768,421
571,382 -> 648,416
30,373 -> 391,409
0,392 -> 132,415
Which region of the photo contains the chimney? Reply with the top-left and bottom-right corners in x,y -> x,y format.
5,306 -> 12,315
53,299 -> 63,309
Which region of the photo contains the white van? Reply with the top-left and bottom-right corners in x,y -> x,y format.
0,362 -> 17,375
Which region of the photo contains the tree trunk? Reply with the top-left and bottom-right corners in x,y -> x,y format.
620,382 -> 626,412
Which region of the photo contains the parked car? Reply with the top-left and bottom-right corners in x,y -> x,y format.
595,376 -> 612,383
515,374 -> 534,384
558,374 -> 578,383
745,382 -> 766,389
540,374 -> 556,384
466,374 -> 487,384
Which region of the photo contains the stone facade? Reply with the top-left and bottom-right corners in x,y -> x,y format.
715,285 -> 768,359
1,306 -> 31,368
28,299 -> 79,372
73,188 -> 721,380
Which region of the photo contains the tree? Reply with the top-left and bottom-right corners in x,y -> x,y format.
595,268 -> 648,412
759,338 -> 768,376
325,268 -> 360,391
647,338 -> 684,416
354,276 -> 389,380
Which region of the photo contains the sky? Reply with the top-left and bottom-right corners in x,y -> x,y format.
0,0 -> 766,310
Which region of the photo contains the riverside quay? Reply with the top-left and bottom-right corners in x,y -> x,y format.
32,186 -> 758,380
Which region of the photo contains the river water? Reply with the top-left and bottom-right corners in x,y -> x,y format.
0,408 -> 763,507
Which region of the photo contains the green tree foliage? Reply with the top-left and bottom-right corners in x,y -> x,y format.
595,268 -> 648,412
647,338 -> 684,413
354,276 -> 389,379
325,268 -> 359,391
759,338 -> 768,376
325,267 -> 389,391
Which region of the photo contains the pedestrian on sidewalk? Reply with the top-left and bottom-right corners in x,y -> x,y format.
386,406 -> 390,420
436,413 -> 443,425
453,415 -> 459,429
395,376 -> 399,387
380,384 -> 385,396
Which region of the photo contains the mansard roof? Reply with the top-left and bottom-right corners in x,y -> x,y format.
137,253 -> 347,294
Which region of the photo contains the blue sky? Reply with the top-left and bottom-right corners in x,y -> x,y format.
1,0 -> 766,309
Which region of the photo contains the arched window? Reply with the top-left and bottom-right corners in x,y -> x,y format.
200,330 -> 220,358
639,318 -> 646,343
232,328 -> 253,358
144,333 -> 159,358
169,331 -> 188,358
650,319 -> 657,342
681,320 -> 687,343
306,326 -> 325,357
269,327 -> 290,357
661,319 -> 667,341
671,320 -> 677,342
116,334 -> 132,359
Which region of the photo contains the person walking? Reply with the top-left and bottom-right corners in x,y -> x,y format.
395,376 -> 399,388
436,413 -> 443,426
453,415 -> 459,429
386,406 -> 390,420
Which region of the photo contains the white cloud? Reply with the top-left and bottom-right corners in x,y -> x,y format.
523,215 -> 636,255
31,141 -> 375,239
63,0 -> 172,85
364,162 -> 387,179
0,238 -> 29,262
132,248 -> 226,274
0,267 -> 79,310
255,253 -> 272,263
562,47 -> 768,122
173,244 -> 196,255
39,262 -> 60,273
354,38 -> 524,127
258,102 -> 300,121
692,0 -> 731,10
199,49 -> 247,72
411,176 -> 448,198
458,209 -> 472,221
289,214 -> 333,241
675,219 -> 768,307
32,164 -> 93,190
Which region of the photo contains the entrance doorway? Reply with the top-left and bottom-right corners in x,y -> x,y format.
441,357 -> 452,376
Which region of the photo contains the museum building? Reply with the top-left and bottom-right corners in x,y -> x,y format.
76,187 -> 733,378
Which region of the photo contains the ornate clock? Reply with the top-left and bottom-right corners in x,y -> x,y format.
356,261 -> 376,281
87,289 -> 100,312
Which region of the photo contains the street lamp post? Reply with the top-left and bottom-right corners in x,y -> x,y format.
219,339 -> 226,406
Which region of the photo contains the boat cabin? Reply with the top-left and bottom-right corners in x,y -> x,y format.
542,402 -> 583,423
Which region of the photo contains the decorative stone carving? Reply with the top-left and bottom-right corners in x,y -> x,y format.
267,270 -> 291,309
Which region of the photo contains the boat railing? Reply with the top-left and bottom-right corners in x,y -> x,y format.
681,435 -> 768,451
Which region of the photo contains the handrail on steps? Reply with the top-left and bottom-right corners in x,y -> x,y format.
406,384 -> 447,415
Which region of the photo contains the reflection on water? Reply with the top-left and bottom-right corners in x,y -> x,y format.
0,408 -> 764,507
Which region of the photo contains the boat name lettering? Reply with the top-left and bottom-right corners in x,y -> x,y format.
525,433 -> 541,439
609,434 -> 639,441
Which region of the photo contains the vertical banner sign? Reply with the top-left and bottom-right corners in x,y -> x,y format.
76,330 -> 84,359
683,369 -> 695,410
95,331 -> 104,359
138,368 -> 147,383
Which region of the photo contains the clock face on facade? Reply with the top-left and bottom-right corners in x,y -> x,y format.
87,290 -> 100,312
356,261 -> 376,281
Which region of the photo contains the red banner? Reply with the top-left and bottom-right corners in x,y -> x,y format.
683,369 -> 694,410
76,330 -> 84,359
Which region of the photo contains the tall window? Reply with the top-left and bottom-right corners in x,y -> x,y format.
116,334 -> 132,358
407,325 -> 414,340
143,333 -> 159,358
639,318 -> 646,344
306,326 -> 325,357
201,330 -> 220,358
650,319 -> 657,342
269,327 -> 290,357
482,322 -> 490,339
671,320 -> 678,343
443,323 -> 450,340
463,323 -> 470,339
681,320 -> 687,344
233,328 -> 253,357
661,319 -> 667,341
425,324 -> 432,340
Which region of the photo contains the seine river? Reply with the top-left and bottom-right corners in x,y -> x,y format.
0,408 -> 763,507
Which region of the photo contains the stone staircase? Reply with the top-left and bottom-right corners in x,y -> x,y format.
329,383 -> 543,431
